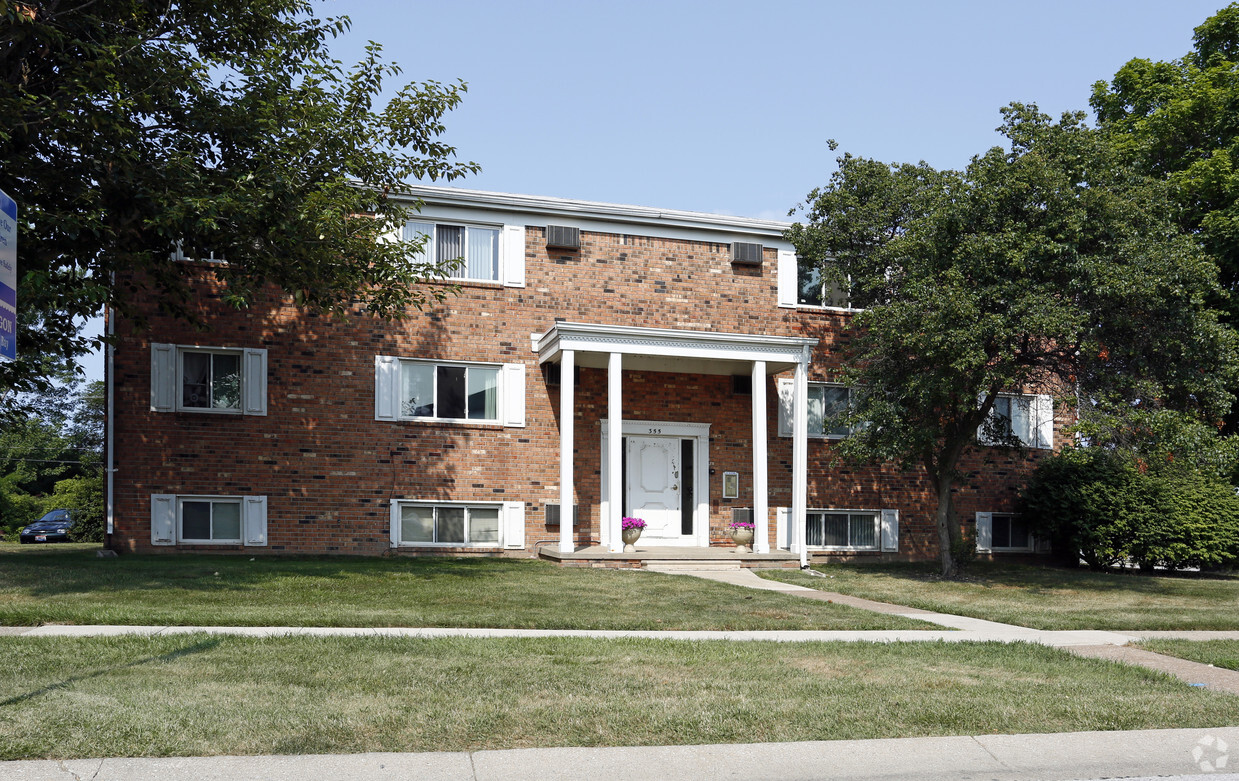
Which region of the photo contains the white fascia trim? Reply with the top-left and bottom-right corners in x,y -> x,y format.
391,184 -> 792,241
533,322 -> 817,365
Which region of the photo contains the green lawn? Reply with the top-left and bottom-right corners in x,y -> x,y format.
0,547 -> 925,630
2,635 -> 1234,760
1135,639 -> 1239,671
757,562 -> 1239,630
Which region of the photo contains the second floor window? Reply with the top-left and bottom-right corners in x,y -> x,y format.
181,350 -> 241,411
404,221 -> 500,282
797,258 -> 851,308
978,394 -> 1054,449
779,380 -> 857,438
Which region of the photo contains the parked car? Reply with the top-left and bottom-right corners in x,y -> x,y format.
19,509 -> 75,544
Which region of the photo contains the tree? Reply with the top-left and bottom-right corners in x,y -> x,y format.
786,104 -> 1238,576
0,0 -> 479,395
0,377 -> 103,534
1092,3 -> 1239,428
1091,3 -> 1239,305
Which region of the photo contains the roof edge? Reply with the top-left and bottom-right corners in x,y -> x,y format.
392,184 -> 793,238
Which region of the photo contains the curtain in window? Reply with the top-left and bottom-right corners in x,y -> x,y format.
401,363 -> 435,417
466,367 -> 498,419
401,506 -> 434,542
437,225 -> 464,276
182,353 -> 211,408
404,221 -> 434,265
467,227 -> 499,280
849,513 -> 876,548
213,502 -> 241,540
806,386 -> 825,435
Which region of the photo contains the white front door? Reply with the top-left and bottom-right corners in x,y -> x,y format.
625,436 -> 685,543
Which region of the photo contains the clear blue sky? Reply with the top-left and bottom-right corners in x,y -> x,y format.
328,0 -> 1229,219
78,0 -> 1232,380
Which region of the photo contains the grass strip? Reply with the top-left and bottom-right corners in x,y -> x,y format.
0,547 -> 924,630
1134,639 -> 1239,671
1,634 -> 1235,760
757,562 -> 1239,630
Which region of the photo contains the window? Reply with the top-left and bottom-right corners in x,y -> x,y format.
150,494 -> 267,547
978,393 -> 1054,449
405,220 -> 500,282
391,500 -> 524,548
181,350 -> 241,411
150,343 -> 267,416
975,511 -> 1038,553
990,513 -> 1031,551
401,360 -> 498,421
806,510 -> 880,549
778,381 -> 856,438
375,356 -> 525,427
797,258 -> 851,308
180,497 -> 242,543
170,241 -> 226,263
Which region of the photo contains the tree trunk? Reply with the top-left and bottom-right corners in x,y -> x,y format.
935,474 -> 958,578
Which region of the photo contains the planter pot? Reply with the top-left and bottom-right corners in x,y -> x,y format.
621,527 -> 643,552
730,526 -> 755,553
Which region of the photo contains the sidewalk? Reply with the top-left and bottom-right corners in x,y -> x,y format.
3,728 -> 1237,780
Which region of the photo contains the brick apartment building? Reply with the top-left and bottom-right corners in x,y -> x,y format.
104,185 -> 1058,563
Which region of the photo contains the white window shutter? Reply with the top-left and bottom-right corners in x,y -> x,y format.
503,501 -> 525,549
503,363 -> 526,427
881,509 -> 899,552
1033,534 -> 1051,554
1034,395 -> 1054,449
243,496 -> 268,546
389,500 -> 400,548
150,494 -> 176,545
775,506 -> 791,550
777,250 -> 797,307
975,512 -> 992,552
242,348 -> 268,416
776,378 -> 794,438
501,224 -> 526,287
150,343 -> 176,412
374,355 -> 401,421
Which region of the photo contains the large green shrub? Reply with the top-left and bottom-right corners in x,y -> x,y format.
43,475 -> 105,543
1018,448 -> 1239,571
0,479 -> 44,540
1130,476 -> 1239,571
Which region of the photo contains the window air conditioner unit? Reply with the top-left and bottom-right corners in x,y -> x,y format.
731,242 -> 763,265
546,225 -> 580,250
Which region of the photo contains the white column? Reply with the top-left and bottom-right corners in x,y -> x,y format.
792,349 -> 809,567
558,350 -> 575,554
751,360 -> 769,554
608,352 -> 624,552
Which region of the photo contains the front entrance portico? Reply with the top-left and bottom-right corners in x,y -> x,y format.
532,322 -> 818,561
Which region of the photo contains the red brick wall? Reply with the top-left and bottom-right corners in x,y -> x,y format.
109,224 -> 1064,558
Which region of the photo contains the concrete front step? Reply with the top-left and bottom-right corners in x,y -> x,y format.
644,561 -> 743,572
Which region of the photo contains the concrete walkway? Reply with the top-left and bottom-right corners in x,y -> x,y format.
663,567 -> 1239,695
3,727 -> 1237,780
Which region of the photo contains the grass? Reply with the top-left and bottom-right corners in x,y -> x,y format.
756,562 -> 1239,630
1135,639 -> 1239,671
0,547 -> 926,631
1,634 -> 1235,760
